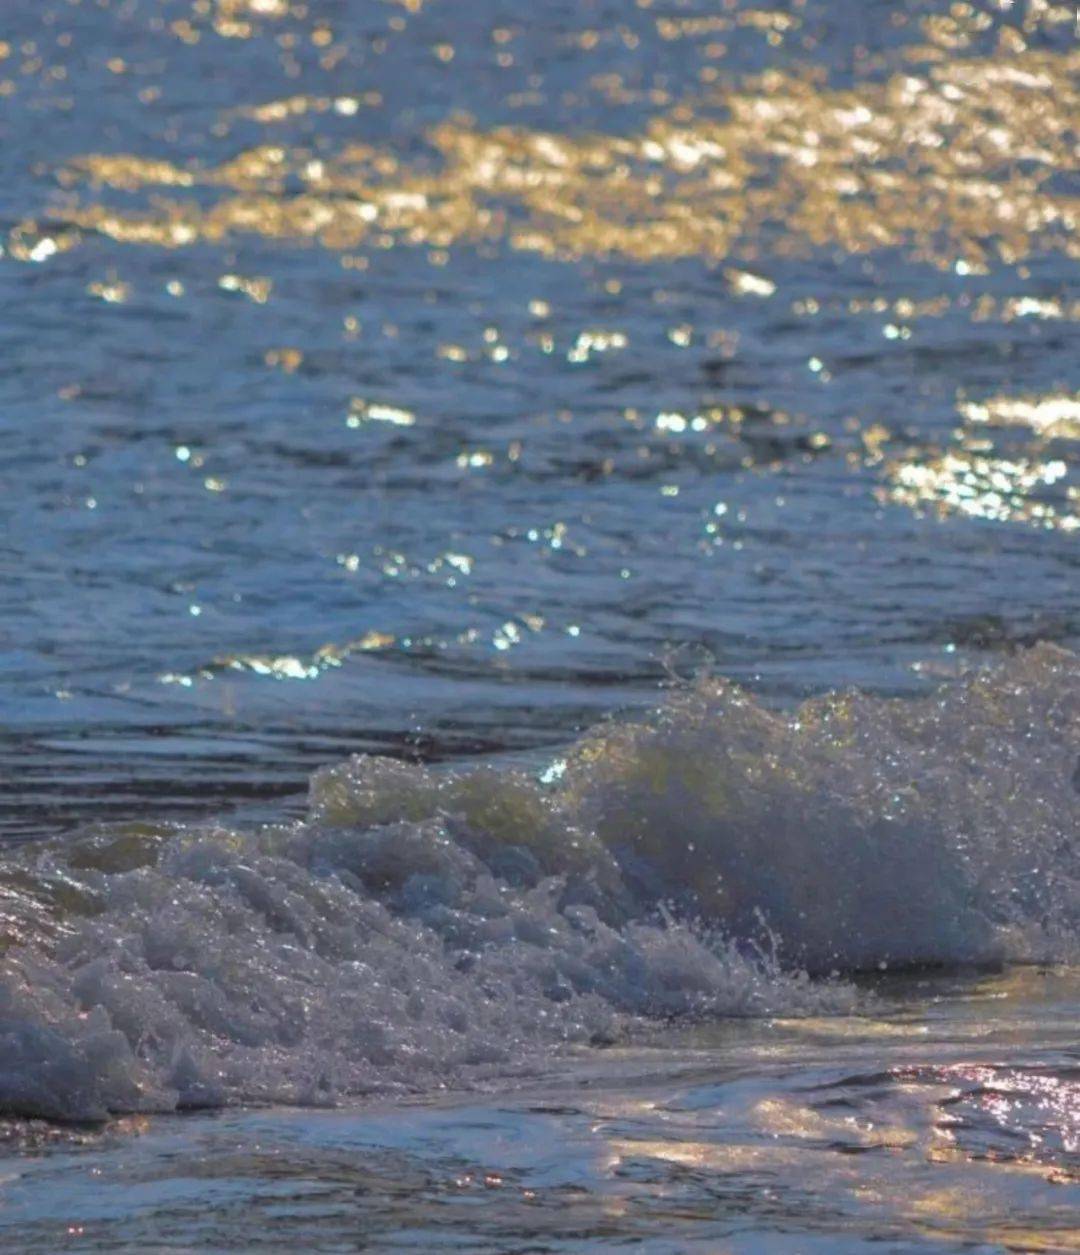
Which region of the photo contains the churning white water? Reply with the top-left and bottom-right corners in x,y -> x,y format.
1,647 -> 1076,1125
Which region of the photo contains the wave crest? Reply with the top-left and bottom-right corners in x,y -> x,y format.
1,645 -> 1077,1120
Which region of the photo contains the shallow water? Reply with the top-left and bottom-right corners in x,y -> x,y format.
1,0 -> 1079,1250
2,970 -> 1078,1252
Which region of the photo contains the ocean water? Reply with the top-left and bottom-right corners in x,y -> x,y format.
1,0 -> 1078,1249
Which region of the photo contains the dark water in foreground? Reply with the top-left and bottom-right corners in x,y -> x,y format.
0,0 -> 1078,1250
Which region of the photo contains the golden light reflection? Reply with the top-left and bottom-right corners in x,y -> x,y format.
264,346 -> 303,373
885,447 -> 1075,530
726,268 -> 775,297
791,291 -> 1080,326
566,329 -> 628,363
86,278 -> 130,303
51,37 -> 1080,269
5,222 -> 81,263
219,0 -> 291,17
234,93 -> 382,123
218,273 -> 272,303
961,393 -> 1080,441
347,399 -> 416,428
160,629 -> 397,686
883,389 -> 1080,531
209,0 -> 296,39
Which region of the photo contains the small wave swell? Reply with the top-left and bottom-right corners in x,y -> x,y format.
1,645 -> 1077,1120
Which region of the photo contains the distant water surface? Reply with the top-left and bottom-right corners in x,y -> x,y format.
0,0 -> 1077,833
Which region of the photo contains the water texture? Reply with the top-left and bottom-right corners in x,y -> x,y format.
0,0 -> 1078,1250
0,0 -> 1077,832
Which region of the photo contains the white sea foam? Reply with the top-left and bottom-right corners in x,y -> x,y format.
0,645 -> 1077,1121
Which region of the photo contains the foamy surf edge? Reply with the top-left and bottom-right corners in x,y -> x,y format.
1,644 -> 1077,1121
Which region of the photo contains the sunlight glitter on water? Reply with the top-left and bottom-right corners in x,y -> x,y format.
0,2 -> 1078,1248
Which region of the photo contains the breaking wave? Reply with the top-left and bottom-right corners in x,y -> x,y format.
1,645 -> 1077,1121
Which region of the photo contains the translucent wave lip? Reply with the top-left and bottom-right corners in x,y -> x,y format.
0,644 -> 1076,1122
